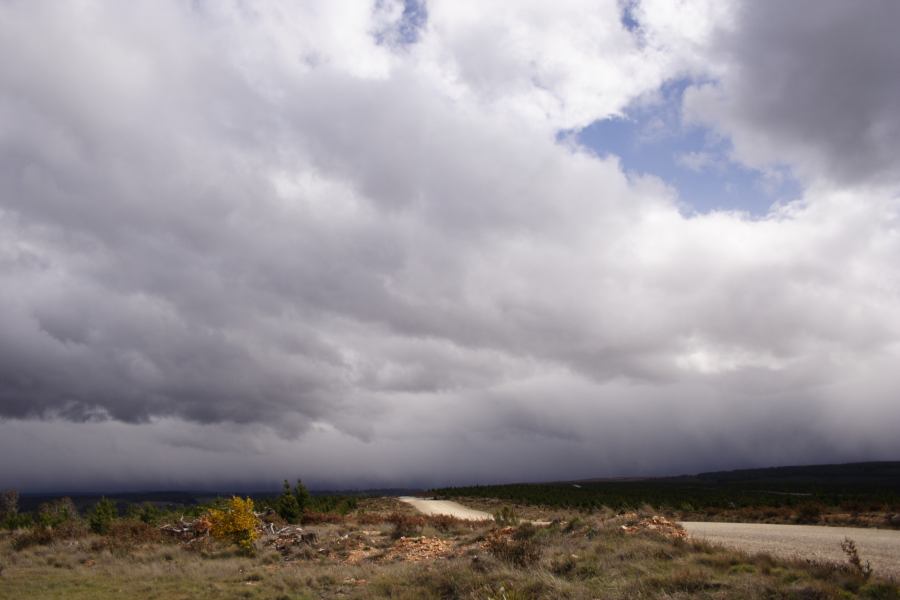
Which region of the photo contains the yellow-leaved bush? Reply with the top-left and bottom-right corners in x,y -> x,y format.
207,496 -> 259,554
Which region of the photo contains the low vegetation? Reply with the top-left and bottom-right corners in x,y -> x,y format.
208,496 -> 260,554
88,497 -> 117,534
433,463 -> 900,529
842,537 -> 874,581
1,489 -> 898,599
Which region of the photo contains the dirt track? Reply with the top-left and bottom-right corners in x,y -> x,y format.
400,498 -> 900,578
682,521 -> 900,578
398,497 -> 493,520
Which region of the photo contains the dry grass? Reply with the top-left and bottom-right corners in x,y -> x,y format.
1,499 -> 898,599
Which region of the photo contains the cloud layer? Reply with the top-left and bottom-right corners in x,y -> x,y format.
1,0 -> 899,489
683,0 -> 900,185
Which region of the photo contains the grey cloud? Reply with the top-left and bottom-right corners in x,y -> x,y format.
684,0 -> 900,185
1,1 -> 900,489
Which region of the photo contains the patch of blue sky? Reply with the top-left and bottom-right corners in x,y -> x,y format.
619,0 -> 640,33
397,0 -> 427,43
572,79 -> 802,216
374,0 -> 427,46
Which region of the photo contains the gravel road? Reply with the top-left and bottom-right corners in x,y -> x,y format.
682,522 -> 900,578
398,497 -> 493,521
399,498 -> 900,578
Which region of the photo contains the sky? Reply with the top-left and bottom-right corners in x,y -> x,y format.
1,0 -> 900,492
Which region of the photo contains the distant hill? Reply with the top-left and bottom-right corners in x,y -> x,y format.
690,461 -> 900,487
571,461 -> 900,489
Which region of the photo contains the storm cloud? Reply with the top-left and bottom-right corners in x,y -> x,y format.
1,0 -> 899,490
683,0 -> 900,185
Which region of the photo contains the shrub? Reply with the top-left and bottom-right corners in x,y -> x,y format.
12,520 -> 88,551
89,498 -> 117,534
485,529 -> 542,567
12,526 -> 55,551
90,520 -> 164,553
112,520 -> 163,543
97,519 -> 164,553
493,506 -> 519,526
208,496 -> 259,554
38,497 -> 79,528
300,511 -> 345,525
564,517 -> 583,532
125,502 -> 163,525
139,503 -> 162,525
1,489 -> 19,520
428,514 -> 466,532
796,502 -> 824,524
859,582 -> 900,600
4,512 -> 33,531
276,480 -> 302,524
512,522 -> 538,541
386,512 -> 425,539
356,512 -> 384,525
841,537 -> 873,580
2,488 -> 31,531
294,479 -> 311,513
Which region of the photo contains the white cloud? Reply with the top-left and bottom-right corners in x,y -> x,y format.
675,150 -> 718,172
1,0 -> 899,486
413,0 -> 707,130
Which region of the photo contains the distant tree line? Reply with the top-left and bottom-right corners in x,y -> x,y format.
432,479 -> 900,514
1,480 -> 359,533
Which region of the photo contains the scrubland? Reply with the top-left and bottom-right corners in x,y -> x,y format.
433,463 -> 900,531
1,498 -> 898,600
